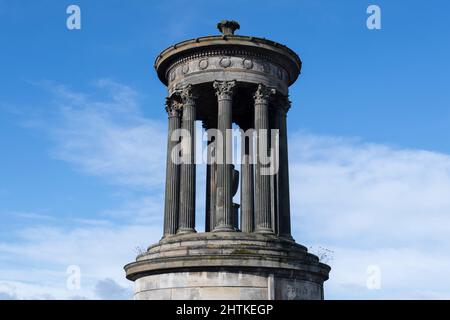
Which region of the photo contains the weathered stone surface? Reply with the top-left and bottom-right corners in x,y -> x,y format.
125,21 -> 330,300
213,81 -> 236,232
126,233 -> 329,300
166,55 -> 291,96
163,97 -> 181,236
177,85 -> 196,234
133,270 -> 324,300
254,84 -> 275,234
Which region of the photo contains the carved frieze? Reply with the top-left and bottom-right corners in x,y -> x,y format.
165,51 -> 288,89
242,58 -> 253,70
198,58 -> 209,70
219,57 -> 232,68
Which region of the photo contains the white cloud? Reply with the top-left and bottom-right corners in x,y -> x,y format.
288,133 -> 450,299
4,80 -> 450,299
47,79 -> 167,190
0,80 -> 172,299
323,246 -> 450,300
0,223 -> 160,300
95,278 -> 132,300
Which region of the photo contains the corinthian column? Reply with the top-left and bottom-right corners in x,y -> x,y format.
213,80 -> 236,232
163,97 -> 181,237
240,127 -> 254,233
273,96 -> 293,240
177,85 -> 197,234
204,121 -> 217,232
254,84 -> 275,234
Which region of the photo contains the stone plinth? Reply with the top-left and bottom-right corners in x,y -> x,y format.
125,21 -> 331,299
125,233 -> 330,300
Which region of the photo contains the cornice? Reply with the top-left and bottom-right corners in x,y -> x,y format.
155,35 -> 301,87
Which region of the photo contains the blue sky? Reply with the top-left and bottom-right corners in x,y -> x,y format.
0,0 -> 450,299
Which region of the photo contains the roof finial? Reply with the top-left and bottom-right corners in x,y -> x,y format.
217,20 -> 240,36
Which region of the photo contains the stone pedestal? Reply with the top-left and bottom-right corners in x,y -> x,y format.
125,233 -> 330,300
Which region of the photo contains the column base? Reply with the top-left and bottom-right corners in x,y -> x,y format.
212,226 -> 236,232
125,232 -> 330,300
176,228 -> 196,235
279,234 -> 295,242
161,233 -> 178,240
254,227 -> 275,234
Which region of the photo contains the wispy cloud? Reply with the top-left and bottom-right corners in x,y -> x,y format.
288,133 -> 450,299
95,278 -> 132,300
0,222 -> 159,299
12,212 -> 55,221
3,80 -> 450,299
44,79 -> 166,191
0,80 -> 164,299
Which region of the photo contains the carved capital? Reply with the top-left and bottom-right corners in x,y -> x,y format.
213,80 -> 236,100
165,97 -> 182,118
272,95 -> 291,114
254,84 -> 276,104
179,84 -> 197,106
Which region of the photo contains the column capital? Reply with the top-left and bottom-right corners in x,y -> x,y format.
179,84 -> 197,106
271,95 -> 291,114
254,84 -> 276,105
213,80 -> 236,100
165,97 -> 182,118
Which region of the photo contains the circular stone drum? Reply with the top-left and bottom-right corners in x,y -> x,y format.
125,233 -> 330,300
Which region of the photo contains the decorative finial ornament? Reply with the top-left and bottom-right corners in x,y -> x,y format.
217,20 -> 240,35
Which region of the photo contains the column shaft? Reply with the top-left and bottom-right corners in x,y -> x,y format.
163,98 -> 181,237
240,132 -> 254,233
205,156 -> 211,232
178,86 -> 196,234
213,81 -> 235,232
269,107 -> 280,235
254,84 -> 274,234
276,98 -> 293,239
209,165 -> 217,231
205,129 -> 217,232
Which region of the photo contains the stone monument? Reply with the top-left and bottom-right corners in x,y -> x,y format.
124,20 -> 330,300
